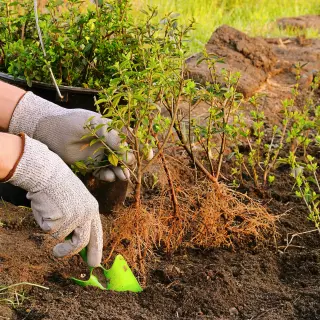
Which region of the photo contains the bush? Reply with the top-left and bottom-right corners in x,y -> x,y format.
0,0 -> 137,87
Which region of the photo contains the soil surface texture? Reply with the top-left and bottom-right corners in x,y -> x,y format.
2,174 -> 320,320
1,19 -> 320,320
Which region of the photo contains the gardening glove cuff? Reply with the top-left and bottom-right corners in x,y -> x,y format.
6,133 -> 103,267
9,92 -> 134,181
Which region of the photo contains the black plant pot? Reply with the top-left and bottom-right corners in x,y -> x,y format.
0,72 -> 128,214
0,71 -> 100,110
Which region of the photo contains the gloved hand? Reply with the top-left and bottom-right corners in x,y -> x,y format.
8,92 -> 134,182
4,134 -> 103,267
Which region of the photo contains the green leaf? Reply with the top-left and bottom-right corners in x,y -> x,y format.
95,99 -> 108,105
93,146 -> 105,155
108,153 -> 119,167
93,123 -> 106,133
90,138 -> 100,146
74,161 -> 87,170
113,95 -> 122,107
268,175 -> 275,184
81,133 -> 94,140
86,116 -> 96,124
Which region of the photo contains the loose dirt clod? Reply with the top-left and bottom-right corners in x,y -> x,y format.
187,24 -> 320,123
186,25 -> 277,98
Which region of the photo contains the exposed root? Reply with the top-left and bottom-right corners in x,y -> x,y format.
103,206 -> 165,281
104,154 -> 277,278
279,229 -> 320,253
190,184 -> 276,248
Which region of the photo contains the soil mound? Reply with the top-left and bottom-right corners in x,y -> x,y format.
259,36 -> 320,120
186,25 -> 277,98
277,15 -> 320,31
186,22 -> 320,122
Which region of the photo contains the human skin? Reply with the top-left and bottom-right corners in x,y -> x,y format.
0,81 -> 25,179
0,133 -> 23,180
0,81 -> 26,132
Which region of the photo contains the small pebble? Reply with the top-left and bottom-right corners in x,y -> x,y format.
229,307 -> 239,316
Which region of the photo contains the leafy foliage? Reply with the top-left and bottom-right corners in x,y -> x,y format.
82,6 -> 194,204
0,0 -> 138,88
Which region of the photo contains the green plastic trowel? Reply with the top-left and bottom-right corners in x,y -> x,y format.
70,247 -> 143,293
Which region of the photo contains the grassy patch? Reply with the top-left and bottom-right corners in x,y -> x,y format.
0,282 -> 48,307
132,0 -> 320,53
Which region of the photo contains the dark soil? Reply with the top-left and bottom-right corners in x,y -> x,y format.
1,21 -> 320,320
2,172 -> 320,320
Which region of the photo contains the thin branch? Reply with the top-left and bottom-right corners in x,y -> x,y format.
155,136 -> 179,215
282,229 -> 320,252
142,74 -> 184,173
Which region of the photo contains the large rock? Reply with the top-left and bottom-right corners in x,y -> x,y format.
277,15 -> 320,31
186,25 -> 277,97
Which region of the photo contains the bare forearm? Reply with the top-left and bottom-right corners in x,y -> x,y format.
0,81 -> 26,131
0,133 -> 23,180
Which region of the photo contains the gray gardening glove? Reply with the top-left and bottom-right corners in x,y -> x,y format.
9,92 -> 134,182
4,134 -> 103,267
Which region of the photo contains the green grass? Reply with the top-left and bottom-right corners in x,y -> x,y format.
0,282 -> 48,307
132,0 -> 320,53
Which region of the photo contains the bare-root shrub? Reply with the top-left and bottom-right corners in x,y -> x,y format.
104,150 -> 276,278
159,152 -> 276,250
103,157 -> 189,279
